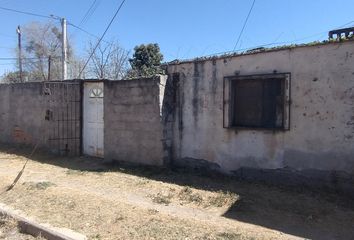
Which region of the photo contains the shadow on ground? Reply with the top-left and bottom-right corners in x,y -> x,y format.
2,144 -> 354,240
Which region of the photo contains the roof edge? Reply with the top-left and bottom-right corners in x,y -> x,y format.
164,39 -> 354,66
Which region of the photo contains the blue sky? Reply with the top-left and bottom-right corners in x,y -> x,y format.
0,0 -> 353,75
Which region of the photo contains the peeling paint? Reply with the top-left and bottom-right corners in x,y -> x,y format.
166,40 -> 354,177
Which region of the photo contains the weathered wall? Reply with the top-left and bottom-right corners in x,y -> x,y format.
166,41 -> 354,176
0,83 -> 44,146
104,76 -> 167,166
0,81 -> 81,156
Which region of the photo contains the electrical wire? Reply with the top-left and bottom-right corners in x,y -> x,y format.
80,0 -> 101,26
0,6 -> 56,19
0,57 -> 61,60
67,22 -> 110,44
186,19 -> 354,61
233,0 -> 256,51
0,63 -> 17,66
0,5 -> 102,41
0,5 -> 108,47
78,0 -> 127,78
0,33 -> 16,39
0,46 -> 14,49
80,0 -> 97,26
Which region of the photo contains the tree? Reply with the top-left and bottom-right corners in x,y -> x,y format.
1,71 -> 28,83
128,43 -> 164,78
86,40 -> 129,80
21,21 -> 73,81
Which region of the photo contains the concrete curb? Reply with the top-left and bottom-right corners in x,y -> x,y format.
0,204 -> 87,240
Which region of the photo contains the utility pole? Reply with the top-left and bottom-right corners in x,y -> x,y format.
48,55 -> 51,81
17,25 -> 23,83
61,18 -> 67,80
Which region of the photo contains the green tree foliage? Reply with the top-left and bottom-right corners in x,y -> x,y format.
128,43 -> 164,78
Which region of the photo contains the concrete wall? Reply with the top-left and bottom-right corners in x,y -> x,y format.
104,76 -> 167,166
0,81 -> 81,156
166,41 -> 354,176
0,83 -> 45,147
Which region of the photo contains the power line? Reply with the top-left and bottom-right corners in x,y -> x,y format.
175,32 -> 345,62
335,20 -> 354,29
0,5 -> 107,44
0,46 -> 15,50
67,22 -> 110,44
0,63 -> 17,66
0,5 -> 113,47
0,57 -> 61,60
80,0 -> 97,25
0,33 -> 16,39
80,0 -> 101,26
78,0 -> 127,78
193,19 -> 354,60
233,0 -> 256,51
0,6 -> 57,20
267,19 -> 354,46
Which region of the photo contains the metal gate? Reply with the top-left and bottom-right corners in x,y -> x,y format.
43,81 -> 81,156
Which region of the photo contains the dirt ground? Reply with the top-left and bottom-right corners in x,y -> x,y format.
0,215 -> 43,240
0,146 -> 354,240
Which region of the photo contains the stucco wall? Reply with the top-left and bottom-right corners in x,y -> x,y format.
166,41 -> 354,174
104,76 -> 167,166
0,81 -> 81,156
0,83 -> 45,146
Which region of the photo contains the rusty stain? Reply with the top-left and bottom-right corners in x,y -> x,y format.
12,126 -> 32,143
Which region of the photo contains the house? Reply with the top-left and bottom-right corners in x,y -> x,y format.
164,39 -> 354,191
0,39 -> 353,194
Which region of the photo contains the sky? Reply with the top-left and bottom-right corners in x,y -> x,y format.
0,0 -> 354,76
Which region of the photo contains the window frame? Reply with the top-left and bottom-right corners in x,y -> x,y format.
223,72 -> 291,131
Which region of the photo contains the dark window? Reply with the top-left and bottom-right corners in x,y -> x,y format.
227,74 -> 289,130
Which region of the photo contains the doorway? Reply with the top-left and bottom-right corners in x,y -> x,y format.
83,81 -> 104,158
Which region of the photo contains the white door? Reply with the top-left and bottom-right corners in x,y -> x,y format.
83,82 -> 104,158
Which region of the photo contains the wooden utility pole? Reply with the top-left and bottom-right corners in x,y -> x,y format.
61,18 -> 67,80
48,55 -> 51,81
17,25 -> 23,83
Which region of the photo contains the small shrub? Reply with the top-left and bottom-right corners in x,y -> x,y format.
206,191 -> 238,208
178,187 -> 203,204
149,193 -> 173,205
216,232 -> 242,240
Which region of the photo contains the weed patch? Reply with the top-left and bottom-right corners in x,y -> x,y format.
178,187 -> 203,205
149,192 -> 173,205
206,191 -> 238,208
65,169 -> 87,175
216,232 -> 242,239
23,181 -> 56,190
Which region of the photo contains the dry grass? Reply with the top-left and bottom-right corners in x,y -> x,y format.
23,181 -> 56,190
206,191 -> 239,208
178,186 -> 203,204
149,192 -> 173,205
0,215 -> 17,232
0,148 -> 354,240
0,215 -> 45,240
149,186 -> 238,208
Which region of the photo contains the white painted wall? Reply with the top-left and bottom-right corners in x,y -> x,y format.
167,41 -> 354,174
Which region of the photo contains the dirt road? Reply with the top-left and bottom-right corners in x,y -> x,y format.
0,146 -> 353,240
